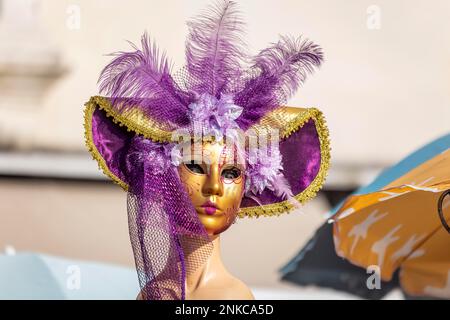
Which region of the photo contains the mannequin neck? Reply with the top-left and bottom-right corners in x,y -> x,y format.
185,235 -> 227,293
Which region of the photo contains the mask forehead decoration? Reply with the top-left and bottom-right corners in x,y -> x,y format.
84,0 -> 330,300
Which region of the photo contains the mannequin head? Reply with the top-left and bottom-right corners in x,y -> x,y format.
178,141 -> 245,236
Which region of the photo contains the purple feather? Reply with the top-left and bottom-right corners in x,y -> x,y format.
254,35 -> 323,97
98,32 -> 190,126
271,174 -> 302,209
271,173 -> 294,200
185,0 -> 247,97
235,35 -> 323,130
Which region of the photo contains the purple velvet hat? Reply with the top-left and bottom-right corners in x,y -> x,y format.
85,96 -> 330,217
83,0 -> 330,300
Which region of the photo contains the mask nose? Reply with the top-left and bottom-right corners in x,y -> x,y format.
202,165 -> 224,197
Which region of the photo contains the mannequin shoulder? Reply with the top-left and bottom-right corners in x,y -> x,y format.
136,275 -> 255,300
227,276 -> 255,300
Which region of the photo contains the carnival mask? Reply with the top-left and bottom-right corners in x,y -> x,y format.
178,141 -> 245,236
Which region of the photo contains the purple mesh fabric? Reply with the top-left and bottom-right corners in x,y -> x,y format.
125,136 -> 212,300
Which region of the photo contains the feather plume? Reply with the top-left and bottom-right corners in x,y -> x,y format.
271,173 -> 302,209
98,32 -> 189,125
235,35 -> 323,130
254,35 -> 323,98
185,0 -> 247,97
271,173 -> 294,200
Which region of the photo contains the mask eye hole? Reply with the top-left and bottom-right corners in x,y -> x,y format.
185,162 -> 206,174
221,167 -> 241,180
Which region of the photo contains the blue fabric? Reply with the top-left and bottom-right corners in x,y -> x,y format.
0,252 -> 139,300
328,133 -> 450,216
0,254 -> 65,299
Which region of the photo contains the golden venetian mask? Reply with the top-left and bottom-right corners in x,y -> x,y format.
178,141 -> 245,236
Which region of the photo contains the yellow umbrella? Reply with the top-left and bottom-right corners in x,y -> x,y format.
332,148 -> 450,298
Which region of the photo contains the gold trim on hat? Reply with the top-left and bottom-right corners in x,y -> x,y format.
87,96 -> 174,142
84,99 -> 129,191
